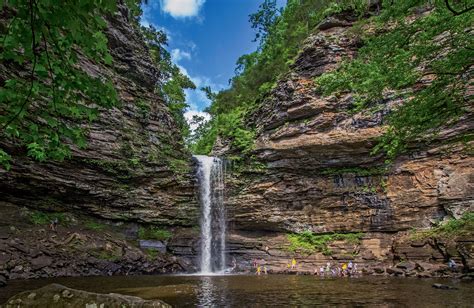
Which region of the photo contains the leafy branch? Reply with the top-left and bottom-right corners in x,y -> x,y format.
444,0 -> 474,16
0,0 -> 121,169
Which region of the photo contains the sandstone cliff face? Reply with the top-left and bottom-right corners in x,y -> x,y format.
0,5 -> 198,227
0,4 -> 200,282
223,12 -> 473,274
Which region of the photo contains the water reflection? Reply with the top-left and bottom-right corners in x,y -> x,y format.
198,276 -> 214,307
197,275 -> 229,307
1,275 -> 473,307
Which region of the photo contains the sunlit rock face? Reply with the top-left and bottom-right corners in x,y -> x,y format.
221,12 -> 473,271
0,4 -> 198,227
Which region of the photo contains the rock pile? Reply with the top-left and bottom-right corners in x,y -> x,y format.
2,284 -> 170,307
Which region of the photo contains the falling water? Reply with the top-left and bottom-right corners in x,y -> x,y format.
194,155 -> 226,274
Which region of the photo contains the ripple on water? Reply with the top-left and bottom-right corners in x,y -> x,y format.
1,275 -> 473,307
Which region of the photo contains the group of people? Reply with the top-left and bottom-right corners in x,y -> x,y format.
286,258 -> 297,270
315,261 -> 358,277
257,257 -> 359,277
252,258 -> 268,275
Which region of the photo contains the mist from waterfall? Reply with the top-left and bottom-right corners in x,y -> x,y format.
194,155 -> 226,274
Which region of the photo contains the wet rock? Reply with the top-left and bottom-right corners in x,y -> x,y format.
386,267 -> 404,276
27,292 -> 36,300
0,227 -> 11,239
4,284 -> 171,307
0,274 -> 6,287
139,240 -> 167,253
396,261 -> 416,272
460,273 -> 474,281
432,283 -> 458,290
417,272 -> 432,278
30,255 -> 53,270
0,253 -> 11,267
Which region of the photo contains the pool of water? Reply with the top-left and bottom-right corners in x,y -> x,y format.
1,275 -> 472,307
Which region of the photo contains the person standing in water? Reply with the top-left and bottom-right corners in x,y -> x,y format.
342,262 -> 348,276
257,265 -> 261,275
325,262 -> 331,275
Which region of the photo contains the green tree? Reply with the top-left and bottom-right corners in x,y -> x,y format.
0,0 -> 131,169
0,0 -> 194,170
140,24 -> 196,140
192,0 -> 356,155
249,0 -> 281,44
316,0 -> 473,159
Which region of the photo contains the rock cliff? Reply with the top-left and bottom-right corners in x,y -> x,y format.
0,4 -> 199,281
0,5 -> 198,226
222,11 -> 473,276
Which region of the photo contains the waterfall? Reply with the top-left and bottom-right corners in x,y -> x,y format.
194,155 -> 227,274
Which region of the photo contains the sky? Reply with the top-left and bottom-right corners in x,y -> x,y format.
140,0 -> 286,125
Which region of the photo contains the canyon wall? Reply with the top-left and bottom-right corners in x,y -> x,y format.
0,5 -> 198,226
221,11 -> 474,276
0,4 -> 472,282
0,4 -> 199,280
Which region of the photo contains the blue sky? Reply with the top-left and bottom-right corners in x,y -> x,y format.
140,0 -> 285,123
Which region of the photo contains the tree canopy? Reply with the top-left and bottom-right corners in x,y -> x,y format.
0,0 -> 194,170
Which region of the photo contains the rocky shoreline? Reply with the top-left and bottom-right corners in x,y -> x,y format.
0,202 -> 194,287
1,283 -> 171,308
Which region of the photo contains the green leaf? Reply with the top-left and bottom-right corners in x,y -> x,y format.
0,148 -> 12,170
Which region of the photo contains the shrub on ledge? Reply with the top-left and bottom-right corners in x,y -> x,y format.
287,230 -> 364,255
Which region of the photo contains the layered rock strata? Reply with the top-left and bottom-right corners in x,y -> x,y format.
0,4 -> 198,226
0,4 -> 198,282
222,11 -> 474,275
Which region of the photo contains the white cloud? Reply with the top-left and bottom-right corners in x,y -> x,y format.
140,3 -> 173,41
188,41 -> 197,51
184,110 -> 211,132
171,49 -> 191,62
160,0 -> 205,18
140,1 -> 158,27
140,19 -> 150,27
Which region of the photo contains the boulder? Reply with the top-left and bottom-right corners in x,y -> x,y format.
417,272 -> 432,278
4,283 -> 171,307
30,256 -> 53,270
386,267 -> 404,276
432,283 -> 458,290
396,261 -> 416,272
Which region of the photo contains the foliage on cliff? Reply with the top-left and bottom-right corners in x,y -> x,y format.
0,0 -> 194,170
410,212 -> 474,240
189,0 -> 372,154
288,230 -> 364,255
191,0 -> 473,158
316,0 -> 473,159
139,24 -> 196,140
0,0 -> 121,169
